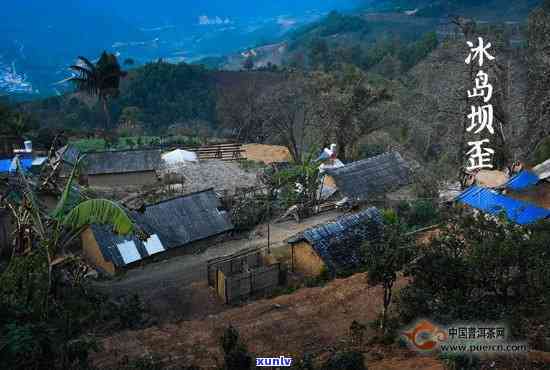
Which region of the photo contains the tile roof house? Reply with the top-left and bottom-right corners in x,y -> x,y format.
288,208 -> 383,277
82,188 -> 234,274
324,152 -> 412,205
82,149 -> 162,187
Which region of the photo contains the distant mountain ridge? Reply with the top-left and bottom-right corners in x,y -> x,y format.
0,0 -> 358,99
359,0 -> 541,19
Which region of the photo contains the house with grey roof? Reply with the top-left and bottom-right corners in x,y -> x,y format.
81,188 -> 234,274
287,208 -> 383,277
323,152 -> 412,206
82,149 -> 162,187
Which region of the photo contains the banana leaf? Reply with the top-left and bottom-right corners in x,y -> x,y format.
62,199 -> 134,235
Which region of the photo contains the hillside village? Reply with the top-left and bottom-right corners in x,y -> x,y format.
2,1 -> 550,370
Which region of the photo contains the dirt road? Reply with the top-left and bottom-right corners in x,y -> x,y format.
93,211 -> 342,320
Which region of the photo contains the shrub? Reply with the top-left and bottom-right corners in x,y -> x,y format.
323,351 -> 366,370
220,326 -> 252,370
116,294 -> 145,329
407,200 -> 439,228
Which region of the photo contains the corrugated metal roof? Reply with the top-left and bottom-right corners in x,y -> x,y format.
289,208 -> 383,274
325,152 -> 411,204
56,145 -> 81,165
84,149 -> 161,175
505,170 -> 540,191
91,189 -> 234,267
456,186 -> 550,225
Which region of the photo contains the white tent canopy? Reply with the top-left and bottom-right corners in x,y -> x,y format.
161,149 -> 198,167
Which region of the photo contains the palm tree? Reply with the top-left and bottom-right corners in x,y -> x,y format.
69,51 -> 127,132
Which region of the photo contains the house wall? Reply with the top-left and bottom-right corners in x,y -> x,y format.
323,175 -> 337,189
81,228 -> 116,275
291,241 -> 326,277
87,171 -> 158,187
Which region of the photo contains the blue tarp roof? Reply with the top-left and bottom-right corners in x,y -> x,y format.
505,170 -> 540,191
0,158 -> 34,173
456,186 -> 550,225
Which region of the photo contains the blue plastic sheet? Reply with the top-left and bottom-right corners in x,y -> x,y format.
0,158 -> 34,173
457,186 -> 550,225
505,170 -> 540,191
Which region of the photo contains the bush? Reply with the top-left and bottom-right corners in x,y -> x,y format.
323,351 -> 366,370
230,194 -> 269,232
406,200 -> 440,228
115,294 -> 145,329
220,326 -> 252,370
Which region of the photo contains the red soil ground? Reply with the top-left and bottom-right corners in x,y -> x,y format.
93,272 -> 443,369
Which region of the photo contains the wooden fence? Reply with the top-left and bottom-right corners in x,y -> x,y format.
207,248 -> 263,287
217,263 -> 281,304
183,143 -> 246,161
207,248 -> 282,304
154,142 -> 246,161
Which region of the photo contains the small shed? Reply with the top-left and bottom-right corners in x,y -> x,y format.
287,208 -> 383,277
82,189 -> 234,274
83,149 -> 162,187
324,152 -> 412,205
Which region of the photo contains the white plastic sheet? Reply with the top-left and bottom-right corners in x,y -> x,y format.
162,149 -> 198,167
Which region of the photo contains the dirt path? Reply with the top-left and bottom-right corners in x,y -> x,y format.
93,211 -> 342,319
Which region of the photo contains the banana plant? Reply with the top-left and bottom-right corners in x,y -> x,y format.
4,155 -> 136,318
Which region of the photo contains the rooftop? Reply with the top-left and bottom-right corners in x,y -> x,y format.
84,149 -> 162,175
456,186 -> 550,225
288,208 -> 383,274
325,152 -> 412,203
92,188 -> 234,268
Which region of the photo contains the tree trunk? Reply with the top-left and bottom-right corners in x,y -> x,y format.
381,280 -> 394,332
102,97 -> 111,133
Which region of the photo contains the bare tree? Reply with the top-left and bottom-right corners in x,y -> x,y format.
315,68 -> 393,160
257,73 -> 320,162
216,76 -> 263,142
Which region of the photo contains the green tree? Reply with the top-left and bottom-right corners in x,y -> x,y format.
363,218 -> 415,332
399,211 -> 550,337
272,152 -> 321,215
69,52 -> 127,132
0,101 -> 37,136
119,106 -> 144,128
125,137 -> 136,149
308,38 -> 329,70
